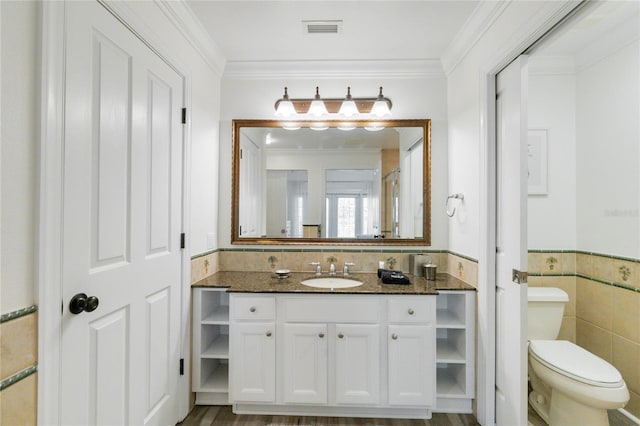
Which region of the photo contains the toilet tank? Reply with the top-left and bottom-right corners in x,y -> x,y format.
527,287 -> 569,340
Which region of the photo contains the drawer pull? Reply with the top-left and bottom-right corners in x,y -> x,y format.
266,331 -> 272,337
319,332 -> 325,338
249,306 -> 256,313
338,333 -> 344,339
391,333 -> 398,340
408,308 -> 415,315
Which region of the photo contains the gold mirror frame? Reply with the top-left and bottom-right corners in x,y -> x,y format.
231,119 -> 431,245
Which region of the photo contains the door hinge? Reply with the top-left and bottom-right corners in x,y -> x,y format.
240,148 -> 243,159
512,269 -> 528,284
181,108 -> 187,124
239,225 -> 242,235
180,233 -> 185,249
179,358 -> 184,376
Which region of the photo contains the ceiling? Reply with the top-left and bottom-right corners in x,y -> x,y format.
185,1 -> 480,63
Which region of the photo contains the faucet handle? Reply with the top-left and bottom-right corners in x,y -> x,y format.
343,262 -> 356,276
310,262 -> 322,276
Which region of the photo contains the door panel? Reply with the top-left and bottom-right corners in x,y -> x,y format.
388,324 -> 435,406
495,56 -> 529,426
230,322 -> 276,402
282,323 -> 328,404
335,324 -> 380,405
89,308 -> 129,425
61,2 -> 183,424
91,32 -> 132,269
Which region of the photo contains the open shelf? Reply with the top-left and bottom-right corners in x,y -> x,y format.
202,305 -> 230,324
200,361 -> 229,392
436,364 -> 466,397
202,334 -> 229,359
436,339 -> 465,363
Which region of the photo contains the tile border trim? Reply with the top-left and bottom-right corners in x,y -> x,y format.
0,305 -> 38,324
190,249 -> 219,260
212,248 -> 478,262
0,365 -> 37,392
529,249 -> 640,264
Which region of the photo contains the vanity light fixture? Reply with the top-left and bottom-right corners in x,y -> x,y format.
370,87 -> 392,117
307,87 -> 329,117
274,86 -> 392,120
337,87 -> 359,117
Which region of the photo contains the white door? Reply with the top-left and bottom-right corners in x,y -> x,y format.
495,55 -> 529,426
282,323 -> 328,403
388,325 -> 435,406
239,138 -> 262,236
230,322 -> 276,402
335,324 -> 380,405
60,2 -> 184,424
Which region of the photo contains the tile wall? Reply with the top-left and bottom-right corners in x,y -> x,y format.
0,307 -> 38,425
529,250 -> 640,419
192,248 -> 479,288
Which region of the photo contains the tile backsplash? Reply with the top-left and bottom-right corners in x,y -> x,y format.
529,250 -> 640,418
191,249 -> 478,288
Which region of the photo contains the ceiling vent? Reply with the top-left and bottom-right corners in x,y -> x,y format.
302,20 -> 343,35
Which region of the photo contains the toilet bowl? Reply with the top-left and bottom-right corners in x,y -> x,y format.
527,288 -> 629,426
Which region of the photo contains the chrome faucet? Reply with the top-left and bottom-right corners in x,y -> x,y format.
328,261 -> 337,276
343,262 -> 355,277
310,262 -> 322,276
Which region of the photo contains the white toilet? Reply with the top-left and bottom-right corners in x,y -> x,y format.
527,287 -> 629,426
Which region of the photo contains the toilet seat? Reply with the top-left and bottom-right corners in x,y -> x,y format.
529,340 -> 623,388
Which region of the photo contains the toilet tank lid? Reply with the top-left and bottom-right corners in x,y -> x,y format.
527,287 -> 569,302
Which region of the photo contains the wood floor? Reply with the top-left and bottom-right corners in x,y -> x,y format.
177,405 -> 480,426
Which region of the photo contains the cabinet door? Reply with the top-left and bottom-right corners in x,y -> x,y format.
282,323 -> 328,403
388,324 -> 435,406
230,322 -> 275,402
335,324 -> 380,405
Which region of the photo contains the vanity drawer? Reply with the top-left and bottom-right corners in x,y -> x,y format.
282,296 -> 380,323
388,297 -> 435,324
231,295 -> 276,321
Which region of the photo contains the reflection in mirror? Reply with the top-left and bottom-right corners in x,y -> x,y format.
232,119 -> 431,245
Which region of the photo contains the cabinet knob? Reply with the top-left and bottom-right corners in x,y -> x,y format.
391,333 -> 398,340
266,330 -> 272,337
319,332 -> 325,338
249,306 -> 256,312
408,308 -> 415,315
338,333 -> 344,339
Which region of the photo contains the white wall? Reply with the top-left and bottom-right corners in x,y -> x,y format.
527,68 -> 577,250
576,41 -> 640,258
218,75 -> 449,249
1,1 -> 38,314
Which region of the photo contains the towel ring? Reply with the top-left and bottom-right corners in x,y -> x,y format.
446,193 -> 464,217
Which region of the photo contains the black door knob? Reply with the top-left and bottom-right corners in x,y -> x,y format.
69,293 -> 99,314
85,296 -> 99,312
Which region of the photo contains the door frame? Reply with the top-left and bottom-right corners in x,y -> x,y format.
37,1 -> 192,423
475,2 -> 582,424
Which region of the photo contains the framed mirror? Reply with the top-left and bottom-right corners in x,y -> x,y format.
231,119 -> 431,245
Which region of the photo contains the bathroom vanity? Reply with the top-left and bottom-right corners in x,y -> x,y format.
191,272 -> 475,418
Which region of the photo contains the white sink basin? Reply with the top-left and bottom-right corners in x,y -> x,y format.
301,277 -> 363,289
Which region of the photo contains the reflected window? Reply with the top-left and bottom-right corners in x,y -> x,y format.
325,169 -> 380,238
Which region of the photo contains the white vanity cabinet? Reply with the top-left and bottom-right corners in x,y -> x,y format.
192,288 -> 230,405
387,296 -> 436,407
229,295 -> 276,403
229,293 -> 438,418
434,290 -> 475,413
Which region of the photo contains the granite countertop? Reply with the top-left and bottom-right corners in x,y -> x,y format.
192,271 -> 475,295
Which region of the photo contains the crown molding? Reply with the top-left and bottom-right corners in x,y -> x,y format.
440,1 -> 510,76
155,0 -> 226,76
223,59 -> 445,80
574,15 -> 639,73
